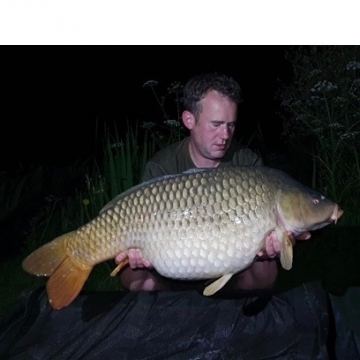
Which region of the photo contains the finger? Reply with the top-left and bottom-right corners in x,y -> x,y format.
128,248 -> 144,268
142,259 -> 153,269
115,252 -> 127,265
267,231 -> 281,255
272,235 -> 281,253
264,234 -> 275,256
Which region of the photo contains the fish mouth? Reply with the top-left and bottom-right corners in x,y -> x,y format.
331,205 -> 343,224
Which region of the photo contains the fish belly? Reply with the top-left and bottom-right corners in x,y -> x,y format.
121,189 -> 276,279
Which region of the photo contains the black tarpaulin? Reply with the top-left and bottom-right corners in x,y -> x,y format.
0,281 -> 330,360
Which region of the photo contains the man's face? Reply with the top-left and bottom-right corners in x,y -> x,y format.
190,90 -> 237,161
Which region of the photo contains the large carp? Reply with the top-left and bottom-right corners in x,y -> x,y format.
22,166 -> 343,309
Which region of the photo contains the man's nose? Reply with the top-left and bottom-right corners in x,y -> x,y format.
221,126 -> 230,139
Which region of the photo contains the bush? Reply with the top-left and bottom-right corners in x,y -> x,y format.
277,45 -> 360,226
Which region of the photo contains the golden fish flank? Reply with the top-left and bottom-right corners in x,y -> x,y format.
22,166 -> 343,309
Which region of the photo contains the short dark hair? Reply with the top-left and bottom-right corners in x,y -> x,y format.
182,72 -> 241,118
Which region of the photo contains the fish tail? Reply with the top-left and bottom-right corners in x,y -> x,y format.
22,231 -> 93,310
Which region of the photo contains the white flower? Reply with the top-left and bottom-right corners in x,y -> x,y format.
334,96 -> 346,103
311,80 -> 338,92
143,80 -> 159,88
295,114 -> 306,122
142,121 -> 156,129
346,61 -> 360,71
340,131 -> 359,140
309,69 -> 322,77
111,141 -> 124,148
350,78 -> 360,92
167,81 -> 182,94
328,122 -> 344,129
164,119 -> 180,127
306,96 -> 324,106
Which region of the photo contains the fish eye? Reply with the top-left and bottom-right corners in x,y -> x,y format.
312,194 -> 324,205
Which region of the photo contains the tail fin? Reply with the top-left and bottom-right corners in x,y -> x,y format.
46,256 -> 92,309
22,232 -> 93,310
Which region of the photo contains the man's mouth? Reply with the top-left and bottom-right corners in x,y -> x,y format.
215,144 -> 227,150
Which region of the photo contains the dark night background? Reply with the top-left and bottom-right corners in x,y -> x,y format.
1,46 -> 295,260
1,46 -> 293,172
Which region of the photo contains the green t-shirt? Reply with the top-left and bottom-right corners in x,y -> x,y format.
142,137 -> 263,182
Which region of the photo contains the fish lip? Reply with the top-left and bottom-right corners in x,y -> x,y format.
320,205 -> 343,226
331,205 -> 344,224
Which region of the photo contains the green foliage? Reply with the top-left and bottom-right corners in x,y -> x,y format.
277,45 -> 360,225
102,121 -> 152,197
20,122 -> 153,244
142,79 -> 187,149
77,121 -> 157,222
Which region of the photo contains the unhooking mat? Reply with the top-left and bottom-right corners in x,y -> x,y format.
0,281 -> 332,360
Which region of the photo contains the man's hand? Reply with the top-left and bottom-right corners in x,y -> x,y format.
115,248 -> 153,269
257,230 -> 311,259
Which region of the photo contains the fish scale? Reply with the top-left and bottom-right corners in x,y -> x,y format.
22,166 -> 343,309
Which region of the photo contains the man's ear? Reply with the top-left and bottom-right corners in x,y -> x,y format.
182,110 -> 195,130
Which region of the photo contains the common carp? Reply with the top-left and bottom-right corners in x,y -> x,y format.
22,166 -> 343,309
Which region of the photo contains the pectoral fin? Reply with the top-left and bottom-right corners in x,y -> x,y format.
203,274 -> 233,296
275,227 -> 293,270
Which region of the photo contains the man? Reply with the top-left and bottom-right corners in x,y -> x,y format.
115,72 -> 310,293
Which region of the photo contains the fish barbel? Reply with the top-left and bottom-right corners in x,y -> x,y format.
22,166 -> 343,309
